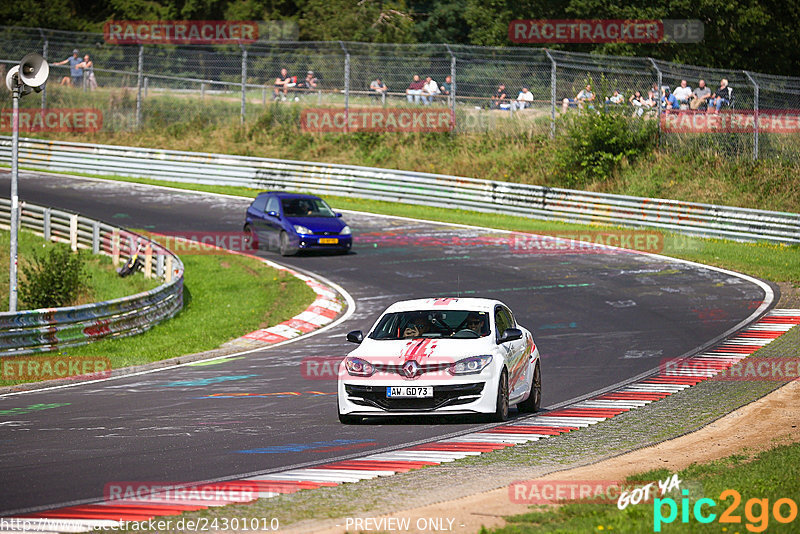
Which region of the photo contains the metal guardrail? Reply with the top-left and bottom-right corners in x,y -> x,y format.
0,197 -> 184,355
1,136 -> 799,244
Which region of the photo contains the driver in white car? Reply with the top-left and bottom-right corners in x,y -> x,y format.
465,312 -> 489,336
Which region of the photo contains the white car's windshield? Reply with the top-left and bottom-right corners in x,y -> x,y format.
369,310 -> 490,340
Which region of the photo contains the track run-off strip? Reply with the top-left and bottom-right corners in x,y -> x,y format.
3,309 -> 798,532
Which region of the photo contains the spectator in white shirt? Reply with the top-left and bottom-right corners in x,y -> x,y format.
422,76 -> 440,105
673,79 -> 693,108
512,87 -> 534,110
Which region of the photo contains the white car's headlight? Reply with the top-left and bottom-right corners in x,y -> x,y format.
344,356 -> 375,377
340,225 -> 352,235
293,225 -> 312,235
448,355 -> 493,375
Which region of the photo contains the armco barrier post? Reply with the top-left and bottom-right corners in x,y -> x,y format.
112,228 -> 120,266
92,221 -> 100,254
43,208 -> 51,241
166,255 -> 173,282
69,214 -> 78,251
144,244 -> 152,278
744,71 -> 759,161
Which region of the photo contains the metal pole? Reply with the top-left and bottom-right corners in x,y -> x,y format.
240,45 -> 247,125
648,58 -> 662,147
744,71 -> 759,160
445,44 -> 456,132
9,86 -> 20,312
545,50 -> 556,138
340,42 -> 349,130
40,33 -> 47,111
136,44 -> 143,129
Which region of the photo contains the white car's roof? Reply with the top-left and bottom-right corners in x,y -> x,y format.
382,297 -> 505,314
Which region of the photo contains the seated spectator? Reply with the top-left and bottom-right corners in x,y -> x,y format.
440,75 -> 452,97
673,79 -> 693,108
644,90 -> 657,108
370,77 -> 388,100
709,79 -> 732,112
575,84 -> 595,110
296,71 -> 318,90
406,74 -> 425,104
606,90 -> 624,105
422,76 -> 440,105
689,79 -> 711,110
512,87 -> 534,110
661,87 -> 679,111
273,68 -> 295,100
629,90 -> 645,116
490,83 -> 508,109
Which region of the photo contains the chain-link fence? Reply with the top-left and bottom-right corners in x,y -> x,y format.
2,25 -> 799,159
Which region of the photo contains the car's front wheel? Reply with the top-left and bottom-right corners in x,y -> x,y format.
279,231 -> 297,256
490,369 -> 510,422
517,362 -> 541,413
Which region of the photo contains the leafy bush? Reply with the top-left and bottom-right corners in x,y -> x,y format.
556,108 -> 658,186
19,246 -> 87,309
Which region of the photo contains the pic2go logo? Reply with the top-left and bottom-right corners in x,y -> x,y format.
654,489 -> 798,532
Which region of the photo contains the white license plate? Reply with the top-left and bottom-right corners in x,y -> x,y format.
386,386 -> 432,398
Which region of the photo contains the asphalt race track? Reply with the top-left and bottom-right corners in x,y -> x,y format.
0,171 -> 772,515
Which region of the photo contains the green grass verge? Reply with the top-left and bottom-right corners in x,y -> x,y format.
0,250 -> 316,387
493,442 -> 800,533
0,228 -> 160,312
27,169 -> 800,285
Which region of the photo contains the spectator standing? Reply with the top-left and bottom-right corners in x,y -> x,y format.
370,77 -> 388,101
52,49 -> 83,87
490,83 -> 508,109
673,79 -> 693,108
512,87 -> 534,110
422,76 -> 440,105
709,79 -> 732,112
406,74 -> 425,104
77,54 -> 97,90
689,79 -> 711,110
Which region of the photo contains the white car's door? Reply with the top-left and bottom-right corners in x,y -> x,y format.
495,306 -> 528,397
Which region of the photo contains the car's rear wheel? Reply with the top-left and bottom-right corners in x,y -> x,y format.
279,231 -> 296,256
517,362 -> 541,413
243,224 -> 258,251
490,369 -> 510,422
338,412 -> 361,424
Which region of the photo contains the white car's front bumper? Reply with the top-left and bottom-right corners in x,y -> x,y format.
337,372 -> 500,416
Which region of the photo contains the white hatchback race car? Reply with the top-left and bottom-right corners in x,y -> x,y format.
337,297 -> 541,424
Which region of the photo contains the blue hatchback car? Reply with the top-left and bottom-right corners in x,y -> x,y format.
244,192 -> 352,256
